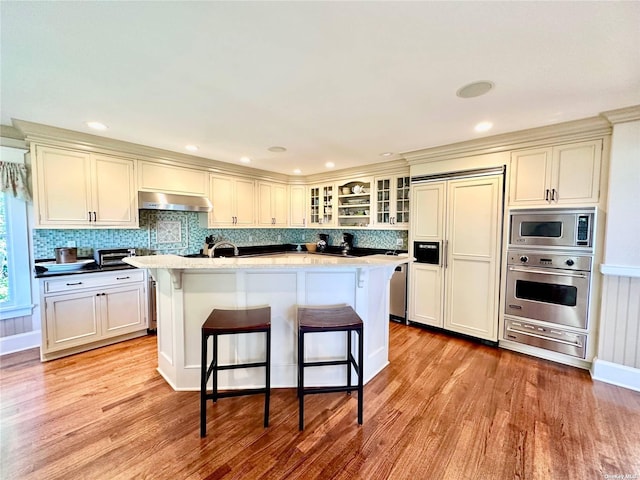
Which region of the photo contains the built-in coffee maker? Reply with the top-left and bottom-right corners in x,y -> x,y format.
317,233 -> 329,253
340,233 -> 354,255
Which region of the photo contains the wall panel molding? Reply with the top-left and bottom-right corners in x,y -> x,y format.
598,275 -> 640,369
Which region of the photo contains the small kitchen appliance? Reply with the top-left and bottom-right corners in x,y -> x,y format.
94,248 -> 136,267
509,208 -> 594,250
317,234 -> 329,253
340,233 -> 354,255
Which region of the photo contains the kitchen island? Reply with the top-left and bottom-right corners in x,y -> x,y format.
125,252 -> 408,391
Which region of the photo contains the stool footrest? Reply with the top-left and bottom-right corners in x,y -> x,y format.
303,359 -> 351,368
205,388 -> 268,400
214,361 -> 268,371
302,385 -> 357,395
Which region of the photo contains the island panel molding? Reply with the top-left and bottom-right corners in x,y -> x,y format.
126,253 -> 407,390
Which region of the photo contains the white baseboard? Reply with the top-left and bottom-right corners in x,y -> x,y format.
0,330 -> 41,356
591,358 -> 640,392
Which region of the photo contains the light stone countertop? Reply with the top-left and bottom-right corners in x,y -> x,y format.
124,252 -> 411,270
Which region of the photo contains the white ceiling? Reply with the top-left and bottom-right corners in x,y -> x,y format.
1,1 -> 639,176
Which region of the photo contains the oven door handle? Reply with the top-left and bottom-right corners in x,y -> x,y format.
508,266 -> 588,278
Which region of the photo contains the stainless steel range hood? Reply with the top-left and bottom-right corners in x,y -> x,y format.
138,191 -> 212,212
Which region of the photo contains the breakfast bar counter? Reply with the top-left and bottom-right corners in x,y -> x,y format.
125,253 -> 409,391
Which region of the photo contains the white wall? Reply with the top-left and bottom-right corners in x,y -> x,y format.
593,117 -> 640,391
602,120 -> 640,269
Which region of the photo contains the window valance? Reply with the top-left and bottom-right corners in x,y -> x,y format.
0,161 -> 31,201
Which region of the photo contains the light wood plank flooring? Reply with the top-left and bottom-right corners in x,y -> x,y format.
1,323 -> 639,479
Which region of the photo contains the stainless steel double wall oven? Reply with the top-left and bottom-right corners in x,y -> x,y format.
504,208 -> 596,358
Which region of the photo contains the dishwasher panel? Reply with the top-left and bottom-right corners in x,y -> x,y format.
390,263 -> 408,323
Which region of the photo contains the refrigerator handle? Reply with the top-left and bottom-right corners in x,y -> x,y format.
443,240 -> 448,269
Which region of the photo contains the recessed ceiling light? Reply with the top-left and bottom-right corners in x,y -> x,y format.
293,168 -> 302,174
474,121 -> 493,132
86,121 -> 108,131
240,156 -> 251,163
325,162 -> 335,168
268,146 -> 287,153
380,152 -> 393,157
456,81 -> 494,99
185,145 -> 199,152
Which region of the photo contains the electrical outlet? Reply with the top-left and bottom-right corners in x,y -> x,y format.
67,240 -> 77,248
396,238 -> 403,248
277,234 -> 282,242
249,235 -> 253,242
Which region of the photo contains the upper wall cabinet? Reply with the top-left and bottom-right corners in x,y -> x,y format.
509,139 -> 603,207
257,181 -> 288,227
33,145 -> 137,228
289,184 -> 307,227
138,161 -> 208,197
204,174 -> 256,227
308,183 -> 336,227
372,174 -> 410,229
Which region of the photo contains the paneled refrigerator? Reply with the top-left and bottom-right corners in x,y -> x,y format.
408,170 -> 504,341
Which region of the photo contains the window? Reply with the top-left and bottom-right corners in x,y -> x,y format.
0,164 -> 33,318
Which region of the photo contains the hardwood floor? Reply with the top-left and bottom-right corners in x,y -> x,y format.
1,323 -> 639,479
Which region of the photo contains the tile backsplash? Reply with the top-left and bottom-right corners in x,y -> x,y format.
33,211 -> 408,259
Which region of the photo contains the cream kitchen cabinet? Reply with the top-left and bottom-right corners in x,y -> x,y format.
138,161 -> 208,196
308,183 -> 336,227
40,270 -> 148,360
257,181 -> 288,227
289,184 -> 307,227
509,139 -> 602,206
205,174 -> 256,227
373,174 -> 410,229
408,175 -> 503,341
33,145 -> 137,228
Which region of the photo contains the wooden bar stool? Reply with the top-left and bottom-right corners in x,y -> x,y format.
200,306 -> 271,437
297,305 -> 364,430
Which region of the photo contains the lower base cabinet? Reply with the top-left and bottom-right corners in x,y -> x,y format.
40,270 -> 148,358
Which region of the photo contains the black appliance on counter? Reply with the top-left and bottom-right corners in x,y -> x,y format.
340,233 -> 354,255
317,233 -> 329,253
94,248 -> 136,267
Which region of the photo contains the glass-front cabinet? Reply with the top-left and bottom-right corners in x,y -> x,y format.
337,179 -> 372,228
373,174 -> 410,228
308,183 -> 335,226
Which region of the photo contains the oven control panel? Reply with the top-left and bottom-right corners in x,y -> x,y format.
507,251 -> 592,271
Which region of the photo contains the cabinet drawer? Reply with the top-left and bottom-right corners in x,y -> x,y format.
43,270 -> 145,294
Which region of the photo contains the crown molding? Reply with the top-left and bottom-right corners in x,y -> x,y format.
301,159 -> 409,184
11,119 -> 290,183
403,116 -> 612,165
600,105 -> 640,125
11,118 -> 409,185
0,125 -> 27,149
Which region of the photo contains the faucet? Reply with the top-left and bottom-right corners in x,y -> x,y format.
209,241 -> 239,257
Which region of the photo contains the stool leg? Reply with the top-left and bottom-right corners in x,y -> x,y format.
264,328 -> 271,428
200,332 -> 208,438
298,329 -> 305,430
357,328 -> 363,425
347,329 -> 352,394
212,334 -> 218,403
